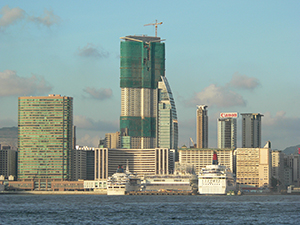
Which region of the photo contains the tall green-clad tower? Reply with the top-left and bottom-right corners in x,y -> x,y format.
120,35 -> 177,149
18,94 -> 73,180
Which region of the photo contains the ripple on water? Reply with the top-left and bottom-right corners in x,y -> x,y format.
0,195 -> 300,224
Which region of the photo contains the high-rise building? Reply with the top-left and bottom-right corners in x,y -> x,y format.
72,146 -> 95,181
105,132 -> 120,149
71,148 -> 86,181
217,118 -> 237,149
284,154 -> 300,185
271,150 -> 284,183
119,35 -> 178,149
157,76 -> 178,149
18,94 -> 73,181
241,113 -> 263,148
0,145 -> 17,179
196,105 -> 208,148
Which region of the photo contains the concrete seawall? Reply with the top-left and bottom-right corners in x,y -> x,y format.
0,191 -> 107,195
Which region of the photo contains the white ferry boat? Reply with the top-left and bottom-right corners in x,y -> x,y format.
107,164 -> 141,195
198,151 -> 236,195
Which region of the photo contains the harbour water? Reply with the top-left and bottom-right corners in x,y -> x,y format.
1,194 -> 300,224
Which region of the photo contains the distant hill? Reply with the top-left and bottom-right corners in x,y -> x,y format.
0,127 -> 18,148
283,144 -> 300,155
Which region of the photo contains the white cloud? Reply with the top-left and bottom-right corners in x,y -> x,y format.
74,115 -> 119,147
263,111 -> 287,126
0,5 -> 25,28
262,111 -> 300,149
188,84 -> 246,108
74,115 -> 118,131
76,134 -> 100,147
0,70 -> 52,97
0,6 -> 60,30
28,9 -> 60,27
78,43 -> 109,58
228,72 -> 260,90
83,87 -> 112,100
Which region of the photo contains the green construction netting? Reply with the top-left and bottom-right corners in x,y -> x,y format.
120,116 -> 156,137
120,41 -> 165,89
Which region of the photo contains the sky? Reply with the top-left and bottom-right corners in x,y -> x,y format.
0,0 -> 299,150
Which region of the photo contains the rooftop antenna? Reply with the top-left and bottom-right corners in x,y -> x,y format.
144,20 -> 163,37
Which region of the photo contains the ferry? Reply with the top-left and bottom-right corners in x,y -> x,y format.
198,151 -> 236,195
107,164 -> 141,195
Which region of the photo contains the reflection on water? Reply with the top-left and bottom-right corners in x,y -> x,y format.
0,195 -> 299,224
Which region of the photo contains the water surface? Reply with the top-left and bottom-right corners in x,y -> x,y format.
1,194 -> 299,224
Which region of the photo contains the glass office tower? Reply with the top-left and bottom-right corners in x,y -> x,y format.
18,94 -> 73,180
157,76 -> 178,149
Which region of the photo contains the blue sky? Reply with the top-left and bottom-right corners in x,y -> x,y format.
0,0 -> 299,150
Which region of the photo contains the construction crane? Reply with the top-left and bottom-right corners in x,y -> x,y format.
190,137 -> 196,148
144,20 -> 163,37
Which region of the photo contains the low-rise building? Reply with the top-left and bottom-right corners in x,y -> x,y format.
94,148 -> 173,180
178,148 -> 234,173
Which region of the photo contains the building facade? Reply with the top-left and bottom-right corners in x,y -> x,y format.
196,105 -> 208,148
72,146 -> 95,181
156,76 -> 178,149
241,113 -> 263,148
105,132 -> 120,149
284,154 -> 300,185
71,149 -> 86,181
271,150 -> 284,183
18,94 -> 73,181
0,145 -> 17,179
235,147 -> 271,188
217,118 -> 237,149
178,148 -> 234,173
94,148 -> 173,180
119,35 -> 178,150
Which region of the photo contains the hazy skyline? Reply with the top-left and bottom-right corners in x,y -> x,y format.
0,1 -> 299,150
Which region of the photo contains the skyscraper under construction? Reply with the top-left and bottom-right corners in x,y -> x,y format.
119,35 -> 178,149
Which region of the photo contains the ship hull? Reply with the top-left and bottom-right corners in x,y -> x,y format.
198,165 -> 236,195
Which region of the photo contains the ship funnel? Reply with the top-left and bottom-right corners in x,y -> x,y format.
212,151 -> 218,165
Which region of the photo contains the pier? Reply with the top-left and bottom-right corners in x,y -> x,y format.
126,190 -> 195,195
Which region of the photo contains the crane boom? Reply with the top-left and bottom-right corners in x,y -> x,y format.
190,137 -> 195,148
144,20 -> 163,37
